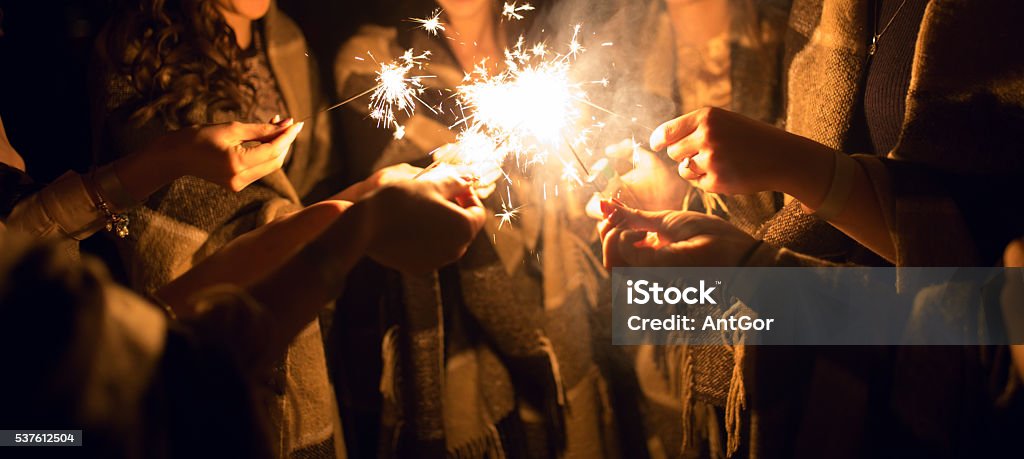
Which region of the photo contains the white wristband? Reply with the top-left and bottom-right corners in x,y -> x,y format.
810,151 -> 856,221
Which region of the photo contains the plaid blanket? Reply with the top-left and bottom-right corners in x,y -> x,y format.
91,3 -> 339,458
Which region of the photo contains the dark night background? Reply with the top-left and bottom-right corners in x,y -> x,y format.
0,0 -> 403,183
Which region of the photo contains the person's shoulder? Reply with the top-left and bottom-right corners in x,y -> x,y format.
335,25 -> 400,85
264,5 -> 309,49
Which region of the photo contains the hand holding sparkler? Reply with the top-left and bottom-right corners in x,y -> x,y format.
596,199 -> 761,268
650,107 -> 836,203
331,163 -> 424,202
141,118 -> 304,193
584,139 -> 687,219
301,50 -> 434,139
361,175 -> 486,274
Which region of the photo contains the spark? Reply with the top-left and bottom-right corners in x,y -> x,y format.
411,9 -> 445,36
369,49 -> 434,128
393,124 -> 406,139
502,2 -> 535,21
566,24 -> 585,60
561,161 -> 583,186
495,190 -> 524,230
531,43 -> 548,57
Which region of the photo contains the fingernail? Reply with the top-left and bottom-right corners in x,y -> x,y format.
608,208 -> 626,226
295,121 -> 305,131
649,127 -> 665,151
272,114 -> 281,124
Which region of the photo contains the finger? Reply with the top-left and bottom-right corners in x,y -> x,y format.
461,200 -> 487,235
650,110 -> 702,151
1005,239 -> 1024,267
269,114 -> 281,124
678,155 -> 706,181
226,121 -> 290,142
665,133 -> 701,162
239,122 -> 301,167
231,149 -> 288,190
597,218 -> 613,241
453,186 -> 483,210
602,226 -> 625,268
617,207 -> 672,232
618,230 -> 658,266
599,198 -> 620,218
266,121 -> 303,153
429,175 -> 473,200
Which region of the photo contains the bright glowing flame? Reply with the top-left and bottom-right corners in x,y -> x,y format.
369,49 -> 433,129
459,61 -> 577,145
502,2 -> 535,21
412,9 -> 445,36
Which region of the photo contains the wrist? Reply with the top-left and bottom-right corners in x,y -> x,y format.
776,138 -> 836,209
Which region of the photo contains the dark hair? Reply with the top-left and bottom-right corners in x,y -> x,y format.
103,0 -> 253,129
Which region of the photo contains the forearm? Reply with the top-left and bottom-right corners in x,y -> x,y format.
157,200 -> 351,315
820,162 -> 895,262
778,142 -> 896,262
111,148 -> 180,204
246,200 -> 373,353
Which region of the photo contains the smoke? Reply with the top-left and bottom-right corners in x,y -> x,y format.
522,0 -> 677,150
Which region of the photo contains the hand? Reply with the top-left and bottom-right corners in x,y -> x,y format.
1004,238 -> 1024,380
361,175 -> 486,273
587,139 -> 686,216
597,199 -> 758,268
650,107 -> 835,201
332,163 -> 423,202
142,118 -> 304,192
0,114 -> 26,171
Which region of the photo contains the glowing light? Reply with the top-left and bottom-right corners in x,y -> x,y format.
502,2 -> 535,21
412,9 -> 445,36
369,49 -> 433,129
495,189 -> 524,230
566,24 -> 585,60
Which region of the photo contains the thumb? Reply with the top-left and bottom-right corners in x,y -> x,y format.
429,175 -> 473,200
617,206 -> 670,232
231,120 -> 294,143
618,230 -> 679,267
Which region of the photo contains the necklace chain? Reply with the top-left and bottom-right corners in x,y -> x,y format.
870,0 -> 909,56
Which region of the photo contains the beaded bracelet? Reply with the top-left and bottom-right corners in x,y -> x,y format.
86,169 -> 130,239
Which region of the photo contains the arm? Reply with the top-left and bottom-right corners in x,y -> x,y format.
155,200 -> 352,314
5,119 -> 303,242
650,107 -> 896,262
163,175 -> 486,366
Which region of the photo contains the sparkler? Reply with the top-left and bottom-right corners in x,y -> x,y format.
411,9 -> 445,36
495,186 -> 524,230
299,50 -> 433,137
502,2 -> 535,21
369,49 -> 435,130
401,8 -> 653,230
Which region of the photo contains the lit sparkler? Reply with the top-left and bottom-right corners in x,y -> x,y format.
369,49 -> 435,130
299,50 -> 435,131
411,9 -> 445,36
502,2 -> 535,21
495,187 -> 524,230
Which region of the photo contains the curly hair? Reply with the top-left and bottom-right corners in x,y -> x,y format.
103,0 -> 254,129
